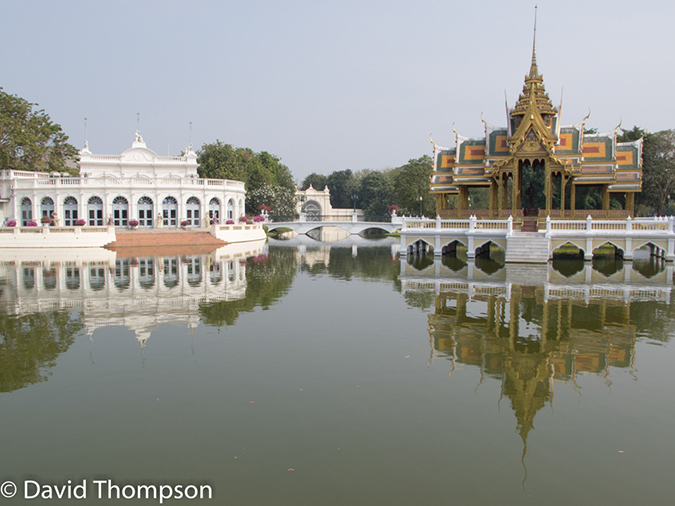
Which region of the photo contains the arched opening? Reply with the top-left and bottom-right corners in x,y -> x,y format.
474,241 -> 505,274
63,197 -> 78,226
186,256 -> 202,286
137,196 -> 154,227
302,200 -> 322,221
407,239 -> 434,257
20,197 -> 33,226
89,267 -> 106,290
162,196 -> 178,227
88,196 -> 103,226
592,243 -> 624,277
632,244 -> 666,278
209,198 -> 221,224
226,199 -> 234,221
138,258 -> 155,288
186,197 -> 201,227
551,242 -> 584,260
441,240 -> 468,269
114,259 -> 130,289
112,196 -> 129,227
41,197 -> 54,221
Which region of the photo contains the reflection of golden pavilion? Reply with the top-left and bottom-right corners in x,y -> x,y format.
0,241 -> 265,346
428,285 -> 638,444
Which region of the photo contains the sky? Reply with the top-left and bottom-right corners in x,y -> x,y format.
2,0 -> 673,183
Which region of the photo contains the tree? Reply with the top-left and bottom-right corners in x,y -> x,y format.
300,173 -> 329,191
617,125 -> 645,143
197,141 -> 297,212
641,130 -> 675,215
394,156 -> 434,215
248,184 -> 298,217
326,169 -> 357,208
358,171 -> 396,217
0,88 -> 78,173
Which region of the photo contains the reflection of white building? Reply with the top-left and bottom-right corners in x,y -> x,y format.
0,241 -> 265,346
0,132 -> 246,227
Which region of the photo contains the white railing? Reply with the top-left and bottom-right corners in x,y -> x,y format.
11,176 -> 246,191
402,215 -> 675,237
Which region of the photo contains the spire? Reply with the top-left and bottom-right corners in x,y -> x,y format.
528,5 -> 539,80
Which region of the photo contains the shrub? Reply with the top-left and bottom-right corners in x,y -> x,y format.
253,215 -> 265,222
388,204 -> 399,214
41,216 -> 52,224
128,219 -> 139,227
6,220 -> 16,227
238,216 -> 248,223
75,219 -> 86,226
26,221 -> 38,227
226,219 -> 234,225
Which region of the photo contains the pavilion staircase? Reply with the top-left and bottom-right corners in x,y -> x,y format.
504,231 -> 550,263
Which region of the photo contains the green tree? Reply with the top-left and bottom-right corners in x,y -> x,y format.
197,141 -> 296,213
300,173 -> 329,191
394,155 -> 434,215
0,88 -> 78,173
617,125 -> 645,143
248,184 -> 298,217
641,130 -> 675,215
327,169 -> 357,208
358,171 -> 396,217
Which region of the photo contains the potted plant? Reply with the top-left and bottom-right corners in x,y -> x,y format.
128,219 -> 139,229
75,219 -> 86,226
226,219 -> 234,225
180,220 -> 190,229
41,216 -> 52,226
26,220 -> 38,227
388,204 -> 399,215
238,216 -> 248,223
6,220 -> 16,227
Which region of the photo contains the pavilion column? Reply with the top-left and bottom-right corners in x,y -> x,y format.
571,184 -> 576,217
602,185 -> 610,215
489,180 -> 498,214
502,174 -> 509,214
512,167 -> 521,214
626,193 -> 635,216
560,175 -> 566,215
497,175 -> 504,216
459,186 -> 469,211
545,166 -> 552,216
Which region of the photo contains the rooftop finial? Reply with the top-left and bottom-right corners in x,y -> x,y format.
528,5 -> 539,78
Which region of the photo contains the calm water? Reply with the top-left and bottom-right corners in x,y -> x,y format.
0,238 -> 674,505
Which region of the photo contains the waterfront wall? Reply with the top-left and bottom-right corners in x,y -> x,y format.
0,225 -> 116,248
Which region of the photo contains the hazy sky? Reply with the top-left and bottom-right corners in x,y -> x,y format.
2,0 -> 672,182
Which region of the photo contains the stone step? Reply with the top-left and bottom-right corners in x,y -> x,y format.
106,231 -> 225,249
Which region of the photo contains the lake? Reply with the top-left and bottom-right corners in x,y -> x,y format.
0,237 -> 673,505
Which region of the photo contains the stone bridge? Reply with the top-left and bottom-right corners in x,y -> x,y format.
266,218 -> 402,235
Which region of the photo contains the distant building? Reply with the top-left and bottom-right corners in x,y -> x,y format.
296,184 -> 364,221
0,131 -> 247,227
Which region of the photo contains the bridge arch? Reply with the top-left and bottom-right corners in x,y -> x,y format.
551,240 -> 585,259
592,241 -> 624,259
407,238 -> 434,256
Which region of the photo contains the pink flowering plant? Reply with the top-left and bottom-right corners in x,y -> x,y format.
6,220 -> 16,227
238,216 -> 248,223
75,219 -> 86,226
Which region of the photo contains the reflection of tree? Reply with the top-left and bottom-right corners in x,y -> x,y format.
199,248 -> 298,327
0,311 -> 82,393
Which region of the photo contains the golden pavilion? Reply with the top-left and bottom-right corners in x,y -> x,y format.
430,33 -> 643,220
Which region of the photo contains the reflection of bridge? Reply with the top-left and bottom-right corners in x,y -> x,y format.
266,218 -> 401,235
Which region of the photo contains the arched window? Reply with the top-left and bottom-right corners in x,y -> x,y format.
226,199 -> 234,220
302,200 -> 322,221
63,197 -> 78,226
112,196 -> 129,227
137,196 -> 154,227
41,197 -> 54,220
20,197 -> 32,226
209,197 -> 221,224
162,196 -> 178,227
88,196 -> 103,226
186,196 -> 200,227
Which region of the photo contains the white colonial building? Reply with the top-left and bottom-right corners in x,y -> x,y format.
0,131 -> 247,228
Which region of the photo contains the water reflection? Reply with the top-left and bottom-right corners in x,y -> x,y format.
0,241 -> 266,347
399,255 -> 675,460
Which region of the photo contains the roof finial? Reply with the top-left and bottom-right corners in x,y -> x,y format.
528,5 -> 539,80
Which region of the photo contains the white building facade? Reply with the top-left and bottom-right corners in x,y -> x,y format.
0,132 -> 247,228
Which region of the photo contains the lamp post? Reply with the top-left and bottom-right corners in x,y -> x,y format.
419,196 -> 423,217
352,194 -> 358,212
